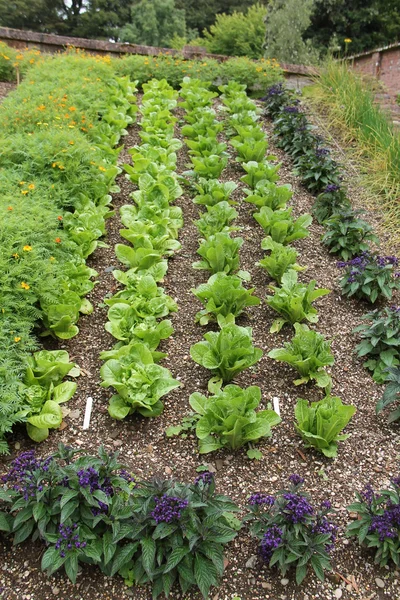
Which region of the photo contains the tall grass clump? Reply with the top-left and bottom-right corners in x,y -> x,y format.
315,60 -> 400,230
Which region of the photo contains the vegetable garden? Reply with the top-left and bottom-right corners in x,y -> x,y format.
0,49 -> 399,600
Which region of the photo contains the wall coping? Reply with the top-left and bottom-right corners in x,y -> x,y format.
0,26 -> 315,77
347,40 -> 400,60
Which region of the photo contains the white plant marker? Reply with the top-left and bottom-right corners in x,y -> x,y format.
83,396 -> 93,430
273,396 -> 280,417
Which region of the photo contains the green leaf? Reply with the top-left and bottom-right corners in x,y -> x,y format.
246,448 -> 263,460
141,537 -> 156,577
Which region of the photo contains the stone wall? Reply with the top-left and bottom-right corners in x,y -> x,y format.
350,43 -> 400,98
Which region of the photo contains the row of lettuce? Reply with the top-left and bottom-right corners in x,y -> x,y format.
264,83 -> 400,421
0,76 -> 398,597
99,79 -> 183,418
0,51 -> 136,453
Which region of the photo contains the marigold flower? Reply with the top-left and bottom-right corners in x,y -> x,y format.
68,141 -> 74,145
55,237 -> 61,243
28,184 -> 35,190
344,38 -> 352,43
19,181 -> 25,185
57,215 -> 63,221
12,253 -> 19,258
23,245 -> 32,252
14,337 -> 21,343
69,106 -> 76,111
98,166 -> 106,172
21,190 -> 28,195
7,206 -> 13,211
20,282 -> 30,290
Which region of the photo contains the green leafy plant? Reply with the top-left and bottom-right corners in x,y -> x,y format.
266,270 -> 330,333
165,413 -> 199,438
189,155 -> 228,179
294,395 -> 356,457
257,238 -> 304,284
244,181 -> 292,210
268,323 -> 334,388
376,366 -> 400,422
312,185 -> 351,224
100,343 -> 180,419
0,444 -> 240,598
186,136 -> 228,158
189,384 -> 280,455
321,209 -> 379,261
192,273 -> 260,325
240,161 -> 280,189
231,139 -> 269,163
346,478 -> 400,568
194,202 -> 239,238
354,307 -> 400,383
193,233 -> 244,275
255,208 -> 312,245
338,253 -> 400,304
192,178 -> 238,207
190,321 -> 262,383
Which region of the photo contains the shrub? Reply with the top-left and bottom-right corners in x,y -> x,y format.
376,366 -> 400,422
0,445 -> 240,598
346,477 -> 400,567
354,306 -> 400,383
337,252 -> 400,304
245,475 -> 337,584
321,208 -> 379,261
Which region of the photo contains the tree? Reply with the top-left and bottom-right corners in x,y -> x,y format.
264,0 -> 320,64
73,0 -> 132,40
306,0 -> 400,56
203,3 -> 267,59
0,0 -> 64,33
118,0 -> 186,47
175,1 -> 263,35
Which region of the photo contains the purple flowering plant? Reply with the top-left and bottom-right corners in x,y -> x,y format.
346,477 -> 400,567
321,208 -> 379,261
337,251 -> 400,303
354,306 -> 400,383
245,475 -> 337,584
376,366 -> 400,422
312,185 -> 351,224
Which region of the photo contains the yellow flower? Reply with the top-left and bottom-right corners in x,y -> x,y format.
344,38 -> 352,43
12,253 -> 19,258
69,141 -> 74,145
23,245 -> 32,252
50,256 -> 55,261
19,181 -> 25,185
98,166 -> 106,172
20,282 -> 30,290
14,337 -> 21,343
28,183 -> 35,190
21,190 -> 29,195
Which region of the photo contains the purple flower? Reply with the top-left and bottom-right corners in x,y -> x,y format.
370,514 -> 397,541
321,500 -> 332,510
194,471 -> 214,486
312,516 -> 337,552
289,474 -> 304,486
360,483 -> 375,505
248,493 -> 275,507
283,492 -> 314,523
55,524 -> 86,557
259,525 -> 283,562
283,105 -> 299,113
151,495 -> 189,524
391,475 -> 400,487
76,468 -> 113,515
1,450 -> 52,500
324,184 -> 340,193
265,83 -> 285,97
316,147 -> 330,158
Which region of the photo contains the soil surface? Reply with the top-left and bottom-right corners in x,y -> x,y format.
1,94 -> 400,600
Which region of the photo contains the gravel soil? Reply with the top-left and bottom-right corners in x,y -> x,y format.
1,97 -> 400,600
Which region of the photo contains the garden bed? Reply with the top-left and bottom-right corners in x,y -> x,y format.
1,85 -> 399,600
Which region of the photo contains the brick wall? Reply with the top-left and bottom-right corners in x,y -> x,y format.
351,44 -> 400,97
0,26 -> 315,79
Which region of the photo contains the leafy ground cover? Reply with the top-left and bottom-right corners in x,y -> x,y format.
0,72 -> 399,600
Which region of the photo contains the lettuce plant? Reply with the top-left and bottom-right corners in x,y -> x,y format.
266,270 -> 330,333
354,306 -> 400,383
246,475 -> 337,584
106,306 -> 174,344
186,136 -> 228,158
257,238 -> 304,284
192,273 -> 260,325
120,203 -> 183,240
240,161 -> 280,189
100,343 -> 180,419
193,178 -> 238,207
231,139 -> 269,163
194,202 -> 239,238
244,181 -> 292,210
376,366 -> 400,422
268,324 -> 334,388
189,155 -> 228,179
255,208 -> 312,245
190,321 -> 262,383
189,385 -> 280,455
104,275 -> 177,316
294,396 -> 356,457
193,233 -> 243,275
346,478 -> 400,567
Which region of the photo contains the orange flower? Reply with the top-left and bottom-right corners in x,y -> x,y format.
28,183 -> 35,190
55,237 -> 61,243
68,141 -> 74,145
14,336 -> 21,343
57,215 -> 63,221
7,206 -> 13,211
20,282 -> 30,290
69,106 -> 76,111
23,245 -> 32,252
37,104 -> 46,111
